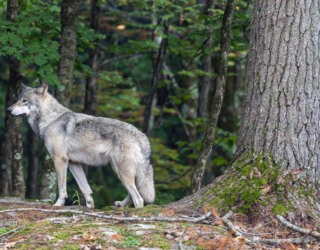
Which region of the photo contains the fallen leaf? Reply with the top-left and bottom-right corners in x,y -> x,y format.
83,233 -> 97,241
254,167 -> 262,179
233,236 -> 245,242
213,219 -> 224,226
249,169 -> 254,180
210,207 -> 220,218
291,169 -> 304,175
276,170 -> 290,184
44,235 -> 56,241
161,208 -> 175,216
111,234 -> 124,240
260,186 -> 271,196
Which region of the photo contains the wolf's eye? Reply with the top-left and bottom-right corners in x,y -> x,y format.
22,99 -> 28,103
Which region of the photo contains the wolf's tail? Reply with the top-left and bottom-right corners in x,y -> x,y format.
136,150 -> 155,205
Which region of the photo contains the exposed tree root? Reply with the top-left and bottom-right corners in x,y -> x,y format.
219,210 -> 320,246
276,215 -> 320,238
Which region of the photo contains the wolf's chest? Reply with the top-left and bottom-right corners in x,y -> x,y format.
66,138 -> 113,166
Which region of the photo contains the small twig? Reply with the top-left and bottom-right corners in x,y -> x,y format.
0,226 -> 23,238
301,228 -> 316,241
155,169 -> 191,185
276,215 -> 320,238
0,208 -> 212,223
29,241 -> 49,245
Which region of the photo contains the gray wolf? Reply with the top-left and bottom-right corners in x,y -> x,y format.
7,82 -> 155,208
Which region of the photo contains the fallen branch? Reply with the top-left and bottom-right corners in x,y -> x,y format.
222,210 -> 233,219
222,217 -> 242,237
257,237 -> 319,245
276,215 -> 320,238
0,208 -> 212,223
0,227 -> 23,238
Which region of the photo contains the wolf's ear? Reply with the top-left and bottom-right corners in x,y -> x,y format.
21,83 -> 30,91
36,81 -> 48,96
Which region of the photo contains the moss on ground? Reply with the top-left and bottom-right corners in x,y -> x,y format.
206,152 -> 314,217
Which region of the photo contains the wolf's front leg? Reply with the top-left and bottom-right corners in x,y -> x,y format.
68,162 -> 95,209
53,155 -> 69,207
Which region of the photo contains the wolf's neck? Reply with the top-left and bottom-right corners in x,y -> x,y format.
28,94 -> 69,137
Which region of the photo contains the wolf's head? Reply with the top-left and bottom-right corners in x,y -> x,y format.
7,81 -> 48,117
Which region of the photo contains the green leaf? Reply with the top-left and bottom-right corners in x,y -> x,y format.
177,70 -> 195,77
34,54 -> 47,66
57,85 -> 65,92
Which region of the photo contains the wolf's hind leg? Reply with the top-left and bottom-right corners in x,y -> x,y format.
114,194 -> 132,208
118,171 -> 144,208
68,162 -> 95,209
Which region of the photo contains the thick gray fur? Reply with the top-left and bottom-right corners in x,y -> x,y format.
7,82 -> 155,208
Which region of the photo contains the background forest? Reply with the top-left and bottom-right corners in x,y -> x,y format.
0,0 -> 251,208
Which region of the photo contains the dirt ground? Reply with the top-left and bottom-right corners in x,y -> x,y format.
0,198 -> 319,250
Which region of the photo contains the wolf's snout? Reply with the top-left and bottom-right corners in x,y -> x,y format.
6,108 -> 12,115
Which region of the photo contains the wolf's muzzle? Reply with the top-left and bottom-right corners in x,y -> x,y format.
6,108 -> 12,115
6,108 -> 26,117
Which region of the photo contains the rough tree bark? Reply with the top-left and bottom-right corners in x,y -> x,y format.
26,129 -> 39,199
39,0 -> 79,201
2,0 -> 26,198
83,0 -> 101,116
0,91 -> 13,197
190,0 -> 236,194
170,0 -> 320,221
197,0 -> 214,138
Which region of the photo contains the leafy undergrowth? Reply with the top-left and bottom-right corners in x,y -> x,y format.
0,200 -> 320,250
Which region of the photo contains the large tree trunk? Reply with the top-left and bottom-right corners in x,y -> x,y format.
6,0 -> 25,198
190,0 -> 236,194
170,0 -> 320,221
39,0 -> 79,201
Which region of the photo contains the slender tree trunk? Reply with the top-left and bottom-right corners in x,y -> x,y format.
84,0 -> 101,116
26,129 -> 39,199
171,0 -> 320,221
6,0 -> 25,198
143,21 -> 169,134
190,0 -> 237,194
39,0 -> 79,201
80,0 -> 102,203
55,0 -> 79,107
197,0 -> 214,138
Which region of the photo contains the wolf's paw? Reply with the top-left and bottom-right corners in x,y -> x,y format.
53,198 -> 65,207
86,199 -> 95,209
114,201 -> 125,208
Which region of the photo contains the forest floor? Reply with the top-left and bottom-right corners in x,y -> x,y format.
0,198 -> 319,250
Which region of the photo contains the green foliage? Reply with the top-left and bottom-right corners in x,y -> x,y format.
0,0 -> 253,207
72,190 -> 82,210
116,236 -> 140,247
0,0 -> 61,85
